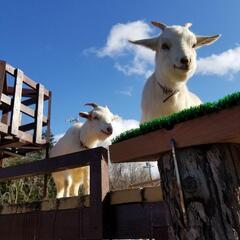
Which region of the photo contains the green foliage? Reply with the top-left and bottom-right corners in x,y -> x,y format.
113,91 -> 240,144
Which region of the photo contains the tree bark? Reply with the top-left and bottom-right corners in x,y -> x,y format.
158,143 -> 240,240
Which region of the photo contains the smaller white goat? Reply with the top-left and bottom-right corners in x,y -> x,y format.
130,21 -> 220,123
50,103 -> 116,198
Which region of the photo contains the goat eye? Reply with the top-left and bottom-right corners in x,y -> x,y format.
161,43 -> 170,50
93,116 -> 99,120
192,43 -> 196,48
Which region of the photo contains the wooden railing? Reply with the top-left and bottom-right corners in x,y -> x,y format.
0,147 -> 109,239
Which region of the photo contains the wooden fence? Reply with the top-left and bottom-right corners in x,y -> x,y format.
0,147 -> 171,239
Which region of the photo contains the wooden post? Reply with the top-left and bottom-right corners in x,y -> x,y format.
158,143 -> 240,240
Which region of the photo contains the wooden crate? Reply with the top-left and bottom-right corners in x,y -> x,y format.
0,60 -> 51,160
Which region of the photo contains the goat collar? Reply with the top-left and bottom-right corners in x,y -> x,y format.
80,140 -> 90,150
157,82 -> 180,103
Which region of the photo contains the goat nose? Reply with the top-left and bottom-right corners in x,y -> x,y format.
180,56 -> 190,65
107,126 -> 113,134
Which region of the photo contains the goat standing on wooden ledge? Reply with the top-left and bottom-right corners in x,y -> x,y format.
50,103 -> 116,198
130,21 -> 220,123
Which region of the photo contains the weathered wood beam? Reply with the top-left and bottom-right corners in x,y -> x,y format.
0,147 -> 107,182
34,84 -> 44,144
110,106 -> 240,163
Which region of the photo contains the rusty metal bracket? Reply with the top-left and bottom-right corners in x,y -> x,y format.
170,139 -> 188,226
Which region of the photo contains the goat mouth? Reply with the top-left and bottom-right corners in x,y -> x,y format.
174,64 -> 190,71
101,130 -> 112,136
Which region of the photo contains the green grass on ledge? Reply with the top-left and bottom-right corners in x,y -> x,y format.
112,92 -> 240,144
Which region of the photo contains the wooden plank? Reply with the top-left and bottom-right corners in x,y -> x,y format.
16,130 -> 33,143
87,150 -> 109,239
10,69 -> 23,136
0,202 -> 172,240
1,93 -> 11,105
21,104 -> 47,123
0,122 -> 8,134
2,150 -> 23,158
0,147 -> 107,182
103,202 -> 172,239
5,63 -> 50,97
45,90 -> 52,148
110,106 -> 240,163
6,86 -> 36,97
1,94 -> 48,124
21,97 -> 37,106
1,75 -> 10,127
5,63 -> 15,75
0,140 -> 25,149
24,75 -> 50,97
34,84 -> 44,144
0,61 -> 6,99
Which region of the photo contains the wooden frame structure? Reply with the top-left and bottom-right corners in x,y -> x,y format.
0,148 -> 172,239
110,106 -> 240,163
0,60 -> 51,160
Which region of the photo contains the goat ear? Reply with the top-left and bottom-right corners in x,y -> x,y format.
129,37 -> 159,51
195,34 -> 221,48
79,112 -> 92,120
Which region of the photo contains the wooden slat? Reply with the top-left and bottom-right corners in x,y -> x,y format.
0,61 -> 6,99
2,150 -> 23,158
5,63 -> 50,97
10,69 -> 23,136
46,91 -> 52,146
6,86 -> 36,97
0,95 -> 48,124
21,97 -> 37,106
0,147 -> 107,182
17,130 -> 33,143
110,106 -> 240,163
0,140 -> 25,149
1,73 -> 10,126
0,122 -> 8,134
0,93 -> 11,105
0,202 -> 171,240
18,122 -> 36,131
5,63 -> 15,75
24,75 -> 50,97
34,84 -> 44,144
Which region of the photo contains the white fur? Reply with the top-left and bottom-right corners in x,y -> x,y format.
50,105 -> 115,198
130,22 -> 220,122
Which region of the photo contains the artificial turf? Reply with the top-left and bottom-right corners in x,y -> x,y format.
112,91 -> 240,144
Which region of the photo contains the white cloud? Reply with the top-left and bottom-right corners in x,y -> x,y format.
115,86 -> 133,96
99,117 -> 139,148
96,20 -> 155,77
92,20 -> 240,80
196,46 -> 240,78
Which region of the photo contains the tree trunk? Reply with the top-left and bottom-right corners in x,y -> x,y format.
158,143 -> 240,240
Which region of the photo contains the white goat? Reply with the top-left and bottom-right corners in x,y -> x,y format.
50,103 -> 116,198
130,21 -> 220,122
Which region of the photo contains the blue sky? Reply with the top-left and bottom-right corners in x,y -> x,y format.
1,0 -> 240,137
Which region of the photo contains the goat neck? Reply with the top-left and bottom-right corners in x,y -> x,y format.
154,70 -> 187,93
79,121 -> 99,149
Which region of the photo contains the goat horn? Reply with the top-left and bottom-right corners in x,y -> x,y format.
184,23 -> 192,29
85,102 -> 99,108
151,21 -> 167,30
